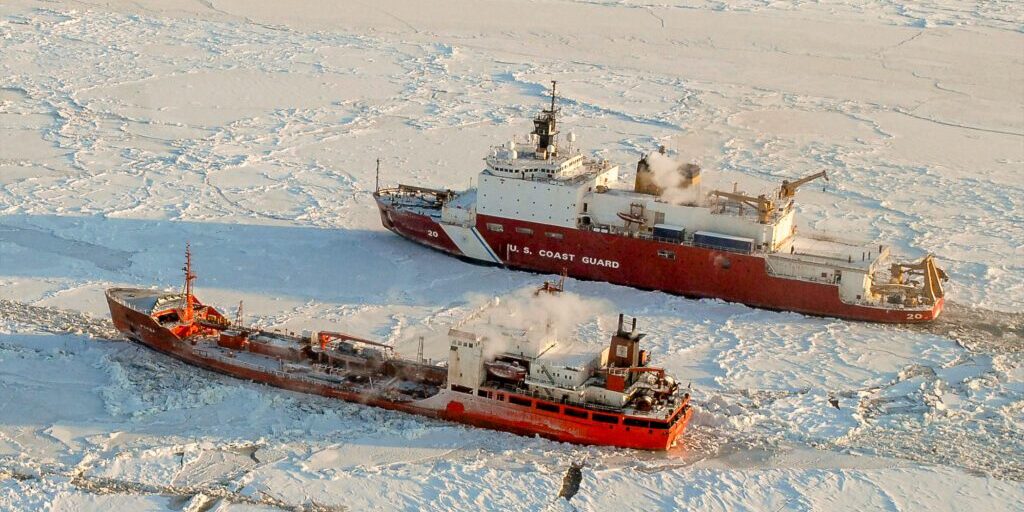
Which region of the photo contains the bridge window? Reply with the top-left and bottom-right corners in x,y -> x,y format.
658,250 -> 676,260
515,227 -> 533,235
486,223 -> 504,232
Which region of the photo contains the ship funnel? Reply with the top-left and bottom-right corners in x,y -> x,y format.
610,313 -> 645,368
614,314 -> 643,340
634,152 -> 702,197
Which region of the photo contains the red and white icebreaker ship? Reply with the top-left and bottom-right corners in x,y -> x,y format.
374,82 -> 947,323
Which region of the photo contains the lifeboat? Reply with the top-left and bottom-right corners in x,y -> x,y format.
485,360 -> 528,382
616,210 -> 645,225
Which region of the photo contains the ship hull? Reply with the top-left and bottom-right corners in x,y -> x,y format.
106,293 -> 435,415
375,200 -> 942,323
435,390 -> 691,450
107,291 -> 689,450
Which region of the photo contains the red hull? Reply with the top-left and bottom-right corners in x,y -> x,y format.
376,201 -> 943,323
106,295 -> 434,416
107,293 -> 692,450
438,390 -> 692,450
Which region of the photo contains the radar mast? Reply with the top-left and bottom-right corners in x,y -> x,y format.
533,80 -> 560,159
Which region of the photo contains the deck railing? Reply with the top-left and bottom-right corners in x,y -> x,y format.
579,222 -> 761,255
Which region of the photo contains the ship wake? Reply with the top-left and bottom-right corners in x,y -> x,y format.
917,302 -> 1024,353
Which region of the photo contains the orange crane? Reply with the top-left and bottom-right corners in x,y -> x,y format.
877,254 -> 948,304
709,190 -> 776,224
779,170 -> 828,199
709,171 -> 828,223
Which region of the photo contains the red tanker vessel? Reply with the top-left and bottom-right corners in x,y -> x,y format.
105,246 -> 694,450
374,82 -> 947,323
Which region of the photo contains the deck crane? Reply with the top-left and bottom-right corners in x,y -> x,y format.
779,170 -> 828,199
709,190 -> 776,224
872,254 -> 948,304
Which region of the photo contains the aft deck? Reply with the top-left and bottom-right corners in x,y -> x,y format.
478,378 -> 686,423
774,234 -> 890,272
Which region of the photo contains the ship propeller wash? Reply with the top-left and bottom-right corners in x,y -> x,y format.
105,245 -> 694,450
374,81 -> 948,323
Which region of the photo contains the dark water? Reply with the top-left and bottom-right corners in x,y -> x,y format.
915,302 -> 1024,353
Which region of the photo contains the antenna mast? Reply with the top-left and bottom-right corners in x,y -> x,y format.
235,300 -> 244,327
550,80 -> 557,113
375,158 -> 380,194
182,242 -> 196,322
533,80 -> 560,159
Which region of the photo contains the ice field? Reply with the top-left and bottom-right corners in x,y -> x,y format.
1,0 -> 1022,510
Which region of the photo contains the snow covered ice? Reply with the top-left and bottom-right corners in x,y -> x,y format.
1,0 -> 1022,510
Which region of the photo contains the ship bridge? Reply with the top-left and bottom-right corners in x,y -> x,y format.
478,80 -> 619,222
483,145 -> 616,183
476,154 -> 618,229
484,149 -> 594,182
